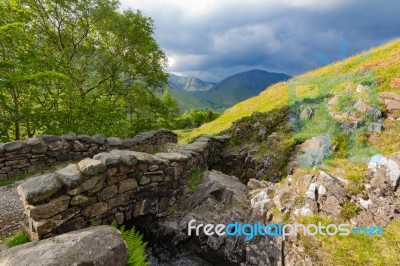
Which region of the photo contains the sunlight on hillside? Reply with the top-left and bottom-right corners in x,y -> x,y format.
177,38 -> 400,144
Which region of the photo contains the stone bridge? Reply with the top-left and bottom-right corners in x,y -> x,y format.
14,131 -> 229,240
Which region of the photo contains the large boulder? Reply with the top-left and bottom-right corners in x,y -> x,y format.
367,154 -> 400,191
0,226 -> 128,266
298,135 -> 332,167
380,92 -> 400,118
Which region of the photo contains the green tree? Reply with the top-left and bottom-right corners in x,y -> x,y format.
0,0 -> 169,141
159,89 -> 179,129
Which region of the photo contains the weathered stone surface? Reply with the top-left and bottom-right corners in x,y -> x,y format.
31,140 -> 48,153
380,92 -> 400,113
129,151 -> 158,163
48,140 -> 70,151
26,137 -> 41,146
67,176 -> 99,196
97,185 -> 118,201
367,154 -> 400,190
60,132 -> 77,141
77,134 -> 93,143
110,149 -> 138,165
70,194 -> 95,207
107,137 -> 123,146
299,135 -> 331,167
368,122 -> 382,132
92,134 -> 106,144
17,173 -> 62,204
184,141 -> 209,153
41,135 -> 61,142
93,152 -> 122,167
139,175 -> 151,185
155,152 -> 189,162
118,179 -> 138,193
82,202 -> 107,217
56,164 -> 82,188
33,207 -> 80,236
29,195 -> 71,220
3,141 -> 23,152
247,178 -> 266,190
0,226 -> 128,266
148,164 -> 159,171
122,138 -> 137,147
78,158 -> 106,176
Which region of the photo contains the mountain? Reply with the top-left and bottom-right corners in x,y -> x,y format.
168,70 -> 291,111
168,74 -> 215,92
166,83 -> 225,111
195,69 -> 291,107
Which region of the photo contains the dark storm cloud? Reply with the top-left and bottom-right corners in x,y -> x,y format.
120,0 -> 400,81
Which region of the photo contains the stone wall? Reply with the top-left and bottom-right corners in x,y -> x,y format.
0,130 -> 177,181
17,135 -> 229,240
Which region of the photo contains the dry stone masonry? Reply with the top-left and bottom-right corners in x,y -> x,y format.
17,135 -> 229,240
0,130 -> 177,181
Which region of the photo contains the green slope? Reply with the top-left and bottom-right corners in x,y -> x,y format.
178,38 -> 400,146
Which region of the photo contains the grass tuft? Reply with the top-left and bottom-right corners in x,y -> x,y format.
5,230 -> 29,247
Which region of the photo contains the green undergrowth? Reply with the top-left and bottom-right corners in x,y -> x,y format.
0,174 -> 28,187
5,230 -> 29,248
298,215 -> 400,265
110,220 -> 150,266
187,167 -> 203,192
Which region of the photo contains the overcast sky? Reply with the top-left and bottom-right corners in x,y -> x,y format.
120,0 -> 400,82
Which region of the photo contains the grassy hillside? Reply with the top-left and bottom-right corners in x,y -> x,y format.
177,38 -> 400,265
167,83 -> 214,111
178,38 -> 400,147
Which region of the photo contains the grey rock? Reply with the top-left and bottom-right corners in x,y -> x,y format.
367,154 -> 400,190
155,152 -> 189,162
26,137 -> 41,146
82,202 -> 108,217
92,134 -> 106,144
78,158 -> 106,176
0,226 -> 128,266
41,135 -> 61,142
29,195 -> 71,220
77,134 -> 93,143
110,150 -> 138,165
56,164 -> 83,188
299,135 -> 332,167
93,152 -> 122,167
0,144 -> 4,155
17,173 -> 62,204
60,132 -> 77,141
368,122 -> 382,132
107,137 -> 123,146
122,138 -> 137,147
3,141 -> 23,152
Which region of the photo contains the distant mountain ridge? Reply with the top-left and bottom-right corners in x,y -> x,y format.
167,69 -> 291,111
168,74 -> 215,92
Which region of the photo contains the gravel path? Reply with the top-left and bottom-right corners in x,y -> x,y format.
0,181 -> 24,244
